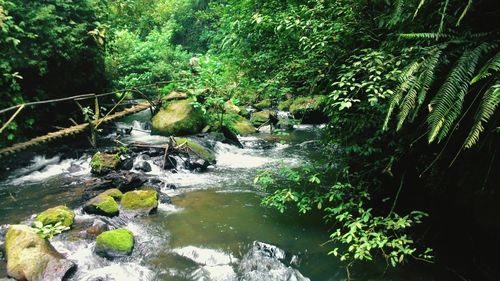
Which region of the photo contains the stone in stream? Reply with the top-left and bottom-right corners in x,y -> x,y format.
85,219 -> 108,238
173,137 -> 216,164
83,194 -> 119,217
250,110 -> 278,127
151,99 -> 206,136
289,95 -> 328,124
229,115 -> 256,136
99,188 -> 124,200
118,157 -> 134,170
103,171 -> 146,192
134,161 -> 152,172
121,190 -> 158,215
90,152 -> 121,176
34,205 -> 75,228
221,125 -> 244,148
94,229 -> 134,259
5,225 -> 76,281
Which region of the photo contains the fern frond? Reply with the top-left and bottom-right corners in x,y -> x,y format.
438,0 -> 450,34
428,43 -> 493,143
397,80 -> 420,130
464,82 -> 500,148
389,0 -> 405,26
456,0 -> 473,26
399,33 -> 454,40
413,0 -> 427,19
471,51 -> 500,84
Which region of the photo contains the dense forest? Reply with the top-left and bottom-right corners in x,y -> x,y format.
0,0 -> 499,280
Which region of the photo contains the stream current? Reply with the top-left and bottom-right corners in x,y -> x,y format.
0,110 -> 437,281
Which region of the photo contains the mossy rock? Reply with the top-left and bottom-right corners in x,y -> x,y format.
95,229 -> 134,259
250,110 -> 274,127
121,190 -> 158,213
289,95 -> 328,124
174,137 -> 216,163
239,106 -> 251,119
99,188 -> 123,200
224,100 -> 241,114
151,99 -> 206,136
34,205 -> 75,228
83,195 -> 119,217
91,152 -> 120,175
5,225 -> 75,281
255,99 -> 271,110
229,115 -> 256,135
278,99 -> 294,111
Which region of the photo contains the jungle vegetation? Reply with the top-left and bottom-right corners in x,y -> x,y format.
0,0 -> 498,279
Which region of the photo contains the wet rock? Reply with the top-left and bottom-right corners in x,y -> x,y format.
5,225 -> 76,281
34,205 -> 75,228
151,99 -> 206,136
118,157 -> 134,171
174,137 -> 216,164
230,115 -> 256,136
121,190 -> 158,215
85,219 -> 108,238
90,152 -> 121,176
186,159 -> 210,172
221,125 -> 243,148
103,171 -> 146,192
134,161 -> 152,173
95,229 -> 134,259
83,195 -> 119,217
99,188 -> 123,201
250,110 -> 277,127
239,241 -> 309,281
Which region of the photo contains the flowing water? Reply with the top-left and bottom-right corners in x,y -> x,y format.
0,111 -> 439,280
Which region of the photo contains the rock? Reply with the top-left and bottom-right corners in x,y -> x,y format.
134,161 -> 152,172
83,195 -> 119,217
174,137 -> 216,164
90,152 -> 121,175
163,91 -> 188,101
229,115 -> 256,136
278,99 -> 294,111
151,99 -> 206,136
95,229 -> 134,259
85,219 -> 108,237
99,188 -> 123,200
224,100 -> 240,114
103,171 -> 146,192
221,125 -> 243,148
5,225 -> 76,281
186,159 -> 210,172
250,110 -> 277,127
121,190 -> 158,214
239,106 -> 251,118
289,95 -> 328,124
34,205 -> 75,228
118,157 -> 134,170
254,99 -> 271,110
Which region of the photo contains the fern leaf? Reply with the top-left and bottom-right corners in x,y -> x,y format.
456,0 -> 473,26
438,0 -> 450,35
400,33 -> 453,40
471,51 -> 500,84
413,0 -> 427,19
464,82 -> 499,148
428,43 -> 493,143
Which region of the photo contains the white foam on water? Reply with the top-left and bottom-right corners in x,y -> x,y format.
191,265 -> 237,281
78,263 -> 155,281
158,202 -> 184,213
171,246 -> 238,266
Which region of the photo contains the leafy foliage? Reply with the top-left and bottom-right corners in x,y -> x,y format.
32,221 -> 70,239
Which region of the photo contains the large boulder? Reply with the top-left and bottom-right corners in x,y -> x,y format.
254,99 -> 271,110
95,229 -> 134,259
5,225 -> 76,281
90,152 -> 121,175
250,110 -> 277,127
34,205 -> 75,228
83,194 -> 119,217
151,99 -> 206,136
121,190 -> 158,214
289,95 -> 327,124
174,137 -> 216,163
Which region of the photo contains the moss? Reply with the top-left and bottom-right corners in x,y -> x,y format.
121,190 -> 158,211
95,229 -> 134,258
224,100 -> 241,114
100,188 -> 123,200
174,137 -> 216,163
250,110 -> 272,127
34,205 -> 75,227
229,115 -> 256,135
255,99 -> 271,110
289,95 -> 326,115
151,99 -> 206,136
83,195 -> 119,217
90,152 -> 120,175
278,99 -> 294,111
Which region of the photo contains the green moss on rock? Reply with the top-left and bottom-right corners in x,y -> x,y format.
5,225 -> 75,281
174,137 -> 216,163
255,99 -> 271,110
34,205 -> 75,228
121,190 -> 158,212
224,100 -> 241,114
289,95 -> 327,123
90,152 -> 120,175
229,115 -> 256,135
95,229 -> 134,259
250,110 -> 273,127
83,195 -> 119,217
278,99 -> 294,111
151,99 -> 206,136
100,188 -> 123,200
